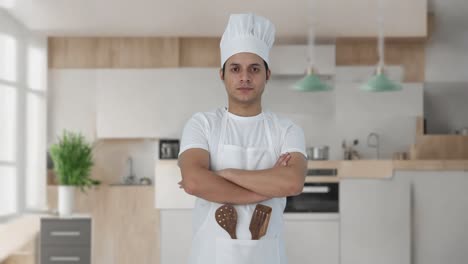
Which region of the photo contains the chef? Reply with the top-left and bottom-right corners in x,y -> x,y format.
178,13 -> 307,264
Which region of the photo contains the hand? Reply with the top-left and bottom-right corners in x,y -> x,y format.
274,152 -> 291,168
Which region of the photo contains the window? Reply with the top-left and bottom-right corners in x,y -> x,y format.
0,15 -> 47,220
0,33 -> 18,218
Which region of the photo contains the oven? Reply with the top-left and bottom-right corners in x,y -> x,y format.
284,169 -> 339,213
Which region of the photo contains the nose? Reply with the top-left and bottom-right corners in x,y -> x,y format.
239,70 -> 251,83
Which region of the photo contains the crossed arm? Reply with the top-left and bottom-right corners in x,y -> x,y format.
178,148 -> 307,204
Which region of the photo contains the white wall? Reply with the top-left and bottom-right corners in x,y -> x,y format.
265,67 -> 422,159
49,67 -> 422,161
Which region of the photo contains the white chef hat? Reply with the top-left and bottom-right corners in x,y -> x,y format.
220,13 -> 275,67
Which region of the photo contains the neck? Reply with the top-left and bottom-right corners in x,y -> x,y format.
227,101 -> 262,117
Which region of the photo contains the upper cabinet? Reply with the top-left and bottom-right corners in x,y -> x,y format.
96,68 -> 226,138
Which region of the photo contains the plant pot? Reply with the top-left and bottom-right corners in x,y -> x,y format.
58,185 -> 75,217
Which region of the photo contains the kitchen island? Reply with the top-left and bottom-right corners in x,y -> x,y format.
47,185 -> 159,264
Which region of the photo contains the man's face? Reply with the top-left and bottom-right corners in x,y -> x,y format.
220,52 -> 271,106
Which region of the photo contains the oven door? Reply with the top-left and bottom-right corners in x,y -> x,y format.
285,182 -> 339,213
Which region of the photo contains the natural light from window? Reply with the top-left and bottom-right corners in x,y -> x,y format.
0,84 -> 16,162
26,93 -> 47,209
0,33 -> 17,82
27,45 -> 46,91
0,167 -> 17,216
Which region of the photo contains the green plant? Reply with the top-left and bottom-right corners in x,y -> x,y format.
49,130 -> 100,191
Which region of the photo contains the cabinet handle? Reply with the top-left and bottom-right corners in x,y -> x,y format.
50,256 -> 80,262
50,231 -> 80,237
302,186 -> 330,193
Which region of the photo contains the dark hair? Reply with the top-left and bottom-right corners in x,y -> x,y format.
221,60 -> 269,79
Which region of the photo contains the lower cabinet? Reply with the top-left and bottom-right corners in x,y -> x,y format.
160,210 -> 193,264
40,217 -> 92,264
283,214 -> 340,264
340,178 -> 410,264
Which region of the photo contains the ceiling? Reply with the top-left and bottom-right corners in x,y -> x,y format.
2,0 -> 427,38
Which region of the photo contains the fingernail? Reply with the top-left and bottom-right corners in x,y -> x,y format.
283,162 -> 287,166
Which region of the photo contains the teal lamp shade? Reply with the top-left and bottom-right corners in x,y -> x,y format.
293,68 -> 332,92
361,67 -> 402,92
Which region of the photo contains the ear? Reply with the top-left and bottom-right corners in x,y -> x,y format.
266,69 -> 271,81
219,68 -> 224,81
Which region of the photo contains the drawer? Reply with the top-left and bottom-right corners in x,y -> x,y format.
41,219 -> 91,246
41,246 -> 90,264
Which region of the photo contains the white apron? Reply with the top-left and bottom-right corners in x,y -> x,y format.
188,108 -> 287,264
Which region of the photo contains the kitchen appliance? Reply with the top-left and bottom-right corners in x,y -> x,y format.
285,169 -> 339,213
306,146 -> 329,160
285,182 -> 339,213
159,139 -> 180,159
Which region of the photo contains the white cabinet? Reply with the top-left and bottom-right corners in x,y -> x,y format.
155,160 -> 195,209
160,210 -> 193,264
284,214 -> 339,264
96,68 -> 226,138
396,171 -> 468,264
340,177 -> 410,264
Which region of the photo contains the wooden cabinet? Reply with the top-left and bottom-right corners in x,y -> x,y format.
340,177 -> 410,264
46,186 -> 159,264
284,214 -> 340,264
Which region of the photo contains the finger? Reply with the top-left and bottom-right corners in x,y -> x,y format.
282,155 -> 291,166
274,154 -> 285,166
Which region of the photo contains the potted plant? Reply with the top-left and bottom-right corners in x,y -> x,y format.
49,130 -> 100,216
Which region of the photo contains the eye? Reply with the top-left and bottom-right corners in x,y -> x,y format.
251,67 -> 260,73
230,67 -> 239,73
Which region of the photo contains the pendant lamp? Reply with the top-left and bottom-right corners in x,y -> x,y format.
293,0 -> 331,92
360,0 -> 402,92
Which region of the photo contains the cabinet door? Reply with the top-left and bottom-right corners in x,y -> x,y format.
160,210 -> 193,264
155,160 -> 195,209
284,218 -> 339,264
96,68 -> 225,138
340,178 -> 410,264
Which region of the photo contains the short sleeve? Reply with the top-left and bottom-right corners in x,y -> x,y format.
281,123 -> 307,159
178,113 -> 210,156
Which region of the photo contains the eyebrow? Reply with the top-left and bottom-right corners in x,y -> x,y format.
228,63 -> 262,67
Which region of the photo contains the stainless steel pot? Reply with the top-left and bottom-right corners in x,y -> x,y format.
306,146 -> 329,160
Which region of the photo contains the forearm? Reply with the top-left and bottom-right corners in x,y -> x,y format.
182,168 -> 270,205
222,166 -> 305,198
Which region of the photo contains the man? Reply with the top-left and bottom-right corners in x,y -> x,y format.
178,13 -> 307,264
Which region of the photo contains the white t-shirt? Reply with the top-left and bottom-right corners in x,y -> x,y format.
179,107 -> 307,161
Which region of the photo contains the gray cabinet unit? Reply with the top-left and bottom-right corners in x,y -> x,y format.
340,178 -> 410,264
284,214 -> 340,264
40,217 -> 92,264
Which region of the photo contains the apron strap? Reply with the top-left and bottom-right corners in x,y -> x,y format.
263,112 -> 279,158
215,107 -> 229,167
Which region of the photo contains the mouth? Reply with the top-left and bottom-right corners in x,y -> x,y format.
237,87 -> 253,91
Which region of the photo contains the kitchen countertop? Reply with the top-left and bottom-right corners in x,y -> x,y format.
283,213 -> 340,221
306,160 -> 468,181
